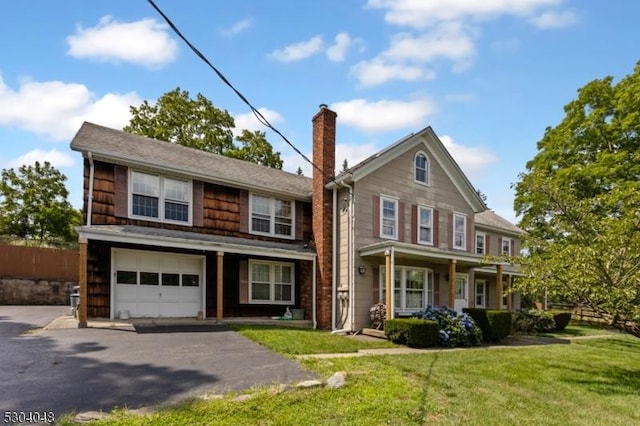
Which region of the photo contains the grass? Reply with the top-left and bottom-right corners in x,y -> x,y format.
535,320 -> 620,338
228,324 -> 398,355
58,328 -> 640,426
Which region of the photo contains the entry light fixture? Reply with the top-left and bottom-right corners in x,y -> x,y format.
358,265 -> 366,275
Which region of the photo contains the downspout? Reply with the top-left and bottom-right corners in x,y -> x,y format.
86,152 -> 95,226
312,255 -> 317,329
347,183 -> 355,332
331,187 -> 338,330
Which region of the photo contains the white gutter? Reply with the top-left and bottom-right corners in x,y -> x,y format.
331,187 -> 338,330
86,152 -> 95,226
347,183 -> 355,332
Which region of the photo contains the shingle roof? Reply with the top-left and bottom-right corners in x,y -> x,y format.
70,122 -> 313,200
475,210 -> 523,235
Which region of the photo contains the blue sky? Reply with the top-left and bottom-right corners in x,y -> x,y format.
1,0 -> 638,223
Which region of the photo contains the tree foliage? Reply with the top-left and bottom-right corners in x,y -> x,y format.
514,62 -> 640,333
0,161 -> 81,245
123,87 -> 283,168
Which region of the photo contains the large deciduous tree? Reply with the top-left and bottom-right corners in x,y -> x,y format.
0,161 -> 81,245
123,87 -> 283,169
514,62 -> 640,334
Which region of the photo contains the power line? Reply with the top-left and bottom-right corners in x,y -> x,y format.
146,0 -> 328,178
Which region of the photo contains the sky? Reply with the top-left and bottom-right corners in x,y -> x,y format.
1,0 -> 639,224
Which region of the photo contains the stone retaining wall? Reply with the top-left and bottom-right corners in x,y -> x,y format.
0,278 -> 77,305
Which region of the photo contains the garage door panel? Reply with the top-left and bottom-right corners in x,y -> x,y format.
114,249 -> 203,319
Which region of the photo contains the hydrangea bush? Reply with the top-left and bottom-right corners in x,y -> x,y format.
412,305 -> 483,347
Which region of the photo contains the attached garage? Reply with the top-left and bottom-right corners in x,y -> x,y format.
112,249 -> 205,319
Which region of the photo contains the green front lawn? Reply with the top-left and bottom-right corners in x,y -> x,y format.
59,329 -> 640,425
228,324 -> 398,355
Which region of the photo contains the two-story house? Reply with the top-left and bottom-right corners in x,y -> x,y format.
70,105 -> 521,331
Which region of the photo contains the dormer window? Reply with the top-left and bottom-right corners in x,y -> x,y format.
414,152 -> 430,186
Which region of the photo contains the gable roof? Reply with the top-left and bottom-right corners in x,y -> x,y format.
70,122 -> 312,200
475,210 -> 523,235
329,126 -> 488,212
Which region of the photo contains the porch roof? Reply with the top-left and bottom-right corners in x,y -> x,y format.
76,225 -> 316,261
359,240 -> 519,274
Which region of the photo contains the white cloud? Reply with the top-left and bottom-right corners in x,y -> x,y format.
0,75 -> 141,140
330,98 -> 437,133
383,23 -> 475,63
351,59 -> 435,87
232,108 -> 284,137
528,9 -> 579,29
66,15 -> 178,68
326,33 -> 352,62
220,18 -> 253,36
439,134 -> 497,178
366,0 -> 562,28
5,149 -> 75,170
269,36 -> 324,62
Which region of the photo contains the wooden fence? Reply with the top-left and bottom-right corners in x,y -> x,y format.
0,244 -> 79,281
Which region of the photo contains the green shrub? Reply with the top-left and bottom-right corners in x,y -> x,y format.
463,308 -> 512,342
487,311 -> 513,341
514,309 -> 556,333
552,311 -> 572,331
384,318 -> 439,348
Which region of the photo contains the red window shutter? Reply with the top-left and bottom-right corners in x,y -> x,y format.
511,239 -> 516,256
295,200 -> 304,240
239,260 -> 248,303
411,205 -> 417,244
114,165 -> 128,218
485,235 -> 490,254
372,195 -> 380,238
448,212 -> 454,249
433,209 -> 440,247
192,181 -> 204,227
498,237 -> 503,255
434,273 -> 440,306
239,190 -> 249,233
467,219 -> 473,253
398,202 -> 405,242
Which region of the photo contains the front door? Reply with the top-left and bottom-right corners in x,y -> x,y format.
454,275 -> 468,312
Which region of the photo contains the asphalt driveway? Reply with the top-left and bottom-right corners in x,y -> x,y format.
0,306 -> 316,419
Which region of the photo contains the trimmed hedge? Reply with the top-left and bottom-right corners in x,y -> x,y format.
463,308 -> 512,342
384,318 -> 439,348
552,311 -> 572,331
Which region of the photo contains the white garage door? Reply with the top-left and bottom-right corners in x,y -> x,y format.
113,249 -> 204,318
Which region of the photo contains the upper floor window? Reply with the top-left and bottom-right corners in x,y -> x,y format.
501,237 -> 512,256
418,206 -> 433,245
131,171 -> 191,224
414,152 -> 430,185
250,194 -> 294,238
380,196 -> 398,239
475,232 -> 486,255
453,213 -> 467,250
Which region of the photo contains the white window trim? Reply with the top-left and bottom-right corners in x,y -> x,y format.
380,195 -> 399,240
380,265 -> 433,313
475,231 -> 486,255
249,193 -> 295,240
129,170 -> 192,226
453,213 -> 467,250
502,236 -> 512,256
414,151 -> 430,186
475,279 -> 486,308
417,205 -> 434,245
248,260 -> 295,305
